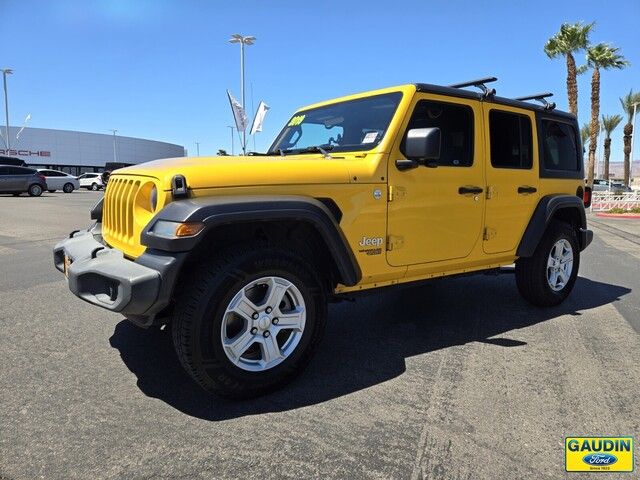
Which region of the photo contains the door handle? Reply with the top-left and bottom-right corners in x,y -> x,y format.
458,186 -> 483,195
518,185 -> 537,194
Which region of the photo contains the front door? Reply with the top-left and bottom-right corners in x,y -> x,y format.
387,94 -> 485,266
482,105 -> 539,254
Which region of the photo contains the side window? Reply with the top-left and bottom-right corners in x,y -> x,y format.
489,110 -> 532,169
6,167 -> 31,175
402,100 -> 474,167
541,119 -> 579,171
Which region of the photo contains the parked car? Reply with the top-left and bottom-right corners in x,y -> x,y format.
0,165 -> 48,196
610,183 -> 633,193
38,169 -> 80,193
77,173 -> 104,191
592,179 -> 632,194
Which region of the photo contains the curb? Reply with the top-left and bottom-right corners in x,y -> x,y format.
595,213 -> 640,219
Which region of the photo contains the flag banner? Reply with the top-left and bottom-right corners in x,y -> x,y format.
250,101 -> 270,135
227,90 -> 247,132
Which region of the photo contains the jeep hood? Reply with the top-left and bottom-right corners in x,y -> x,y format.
113,154 -> 380,189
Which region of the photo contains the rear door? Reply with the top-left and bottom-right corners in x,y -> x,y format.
0,167 -> 10,192
41,170 -> 63,189
3,166 -> 30,191
482,105 -> 539,254
387,94 -> 485,265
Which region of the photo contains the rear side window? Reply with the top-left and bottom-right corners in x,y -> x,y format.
5,166 -> 35,175
541,119 -> 579,171
402,100 -> 474,167
489,110 -> 532,169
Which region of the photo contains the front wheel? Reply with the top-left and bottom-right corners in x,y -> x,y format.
63,183 -> 74,193
515,221 -> 579,307
28,184 -> 43,197
90,183 -> 99,191
172,245 -> 327,398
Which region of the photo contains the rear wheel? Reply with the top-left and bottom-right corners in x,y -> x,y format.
515,221 -> 579,306
28,184 -> 43,197
172,245 -> 327,398
63,183 -> 74,193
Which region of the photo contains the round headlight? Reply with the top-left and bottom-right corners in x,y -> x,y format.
150,185 -> 158,211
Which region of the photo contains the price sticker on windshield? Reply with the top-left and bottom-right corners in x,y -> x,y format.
288,115 -> 305,126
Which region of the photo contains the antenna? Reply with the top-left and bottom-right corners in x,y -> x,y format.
514,92 -> 556,110
449,77 -> 497,98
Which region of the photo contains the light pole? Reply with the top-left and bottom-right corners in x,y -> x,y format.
228,34 -> 255,155
1,68 -> 13,150
108,129 -> 118,163
227,125 -> 235,155
630,102 -> 639,186
195,142 -> 200,156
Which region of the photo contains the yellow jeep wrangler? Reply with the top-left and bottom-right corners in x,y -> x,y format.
54,78 -> 593,398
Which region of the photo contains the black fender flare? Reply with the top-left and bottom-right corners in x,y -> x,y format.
140,195 -> 361,286
517,195 -> 589,257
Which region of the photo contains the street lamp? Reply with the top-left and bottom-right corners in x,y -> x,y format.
228,34 -> 255,155
1,68 -> 13,150
227,125 -> 235,155
195,141 -> 200,156
630,102 -> 639,186
108,129 -> 118,163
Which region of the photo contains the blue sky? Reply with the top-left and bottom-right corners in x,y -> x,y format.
1,0 -> 638,161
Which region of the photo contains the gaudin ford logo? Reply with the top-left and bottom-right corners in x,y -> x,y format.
565,437 -> 634,472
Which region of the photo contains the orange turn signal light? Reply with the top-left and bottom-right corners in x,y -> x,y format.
175,222 -> 205,237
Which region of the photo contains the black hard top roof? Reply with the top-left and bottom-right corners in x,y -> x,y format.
414,83 -> 576,121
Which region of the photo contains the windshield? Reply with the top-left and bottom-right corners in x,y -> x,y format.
269,92 -> 402,155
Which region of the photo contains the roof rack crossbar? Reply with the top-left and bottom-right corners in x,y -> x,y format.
514,92 -> 556,110
448,77 -> 497,98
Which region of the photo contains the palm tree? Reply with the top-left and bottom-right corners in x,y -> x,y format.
580,123 -> 590,171
620,90 -> 640,186
544,22 -> 594,116
601,114 -> 623,180
585,43 -> 629,185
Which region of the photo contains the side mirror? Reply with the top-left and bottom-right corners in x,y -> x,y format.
405,127 -> 441,163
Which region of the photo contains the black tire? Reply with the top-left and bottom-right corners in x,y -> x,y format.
48,190 -> 56,193
515,220 -> 579,307
12,193 -> 20,197
90,183 -> 99,191
172,244 -> 327,398
63,183 -> 74,193
28,184 -> 43,197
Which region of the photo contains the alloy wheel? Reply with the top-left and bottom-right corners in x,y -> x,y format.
220,276 -> 306,372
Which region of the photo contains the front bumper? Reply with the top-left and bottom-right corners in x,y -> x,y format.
53,225 -> 184,327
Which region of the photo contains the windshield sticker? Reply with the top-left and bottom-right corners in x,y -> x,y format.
288,115 -> 305,127
362,132 -> 379,144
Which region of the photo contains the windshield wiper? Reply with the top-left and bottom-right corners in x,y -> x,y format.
270,145 -> 334,158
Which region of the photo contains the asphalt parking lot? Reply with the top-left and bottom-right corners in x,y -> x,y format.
1,191 -> 639,479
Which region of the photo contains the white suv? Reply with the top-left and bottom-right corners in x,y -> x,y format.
77,173 -> 104,191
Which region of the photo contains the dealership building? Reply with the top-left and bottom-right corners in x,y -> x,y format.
1,126 -> 185,176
